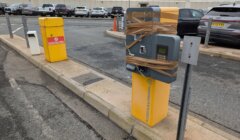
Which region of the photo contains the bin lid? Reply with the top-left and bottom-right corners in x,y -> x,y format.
39,17 -> 64,27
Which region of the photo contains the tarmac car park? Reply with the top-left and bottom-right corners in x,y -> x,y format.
1,3 -> 239,47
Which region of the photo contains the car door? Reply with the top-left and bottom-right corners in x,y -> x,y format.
189,9 -> 204,34
178,9 -> 203,36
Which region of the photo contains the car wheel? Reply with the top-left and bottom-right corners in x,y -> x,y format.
50,11 -> 55,17
16,10 -> 21,15
67,13 -> 71,17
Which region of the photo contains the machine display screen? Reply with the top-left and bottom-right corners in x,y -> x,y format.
157,45 -> 168,60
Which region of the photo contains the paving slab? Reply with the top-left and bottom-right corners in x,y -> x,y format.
0,35 -> 238,140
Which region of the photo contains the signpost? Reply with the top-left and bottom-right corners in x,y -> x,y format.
177,36 -> 201,140
5,13 -> 13,39
22,16 -> 30,48
204,18 -> 213,48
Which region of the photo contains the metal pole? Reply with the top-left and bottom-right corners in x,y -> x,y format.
204,18 -> 213,48
5,13 -> 13,38
117,15 -> 120,32
22,15 -> 30,48
176,64 -> 192,140
129,0 -> 130,8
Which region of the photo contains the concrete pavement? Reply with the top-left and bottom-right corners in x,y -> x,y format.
1,35 -> 239,140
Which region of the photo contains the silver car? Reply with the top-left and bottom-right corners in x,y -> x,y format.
74,6 -> 89,17
198,4 -> 240,45
91,7 -> 108,18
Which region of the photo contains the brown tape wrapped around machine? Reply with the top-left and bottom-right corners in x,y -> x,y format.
126,8 -> 179,78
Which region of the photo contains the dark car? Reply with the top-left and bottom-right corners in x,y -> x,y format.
22,4 -> 38,15
177,8 -> 204,37
106,8 -> 112,17
111,6 -> 124,18
55,4 -> 73,17
198,4 -> 240,45
0,3 -> 7,15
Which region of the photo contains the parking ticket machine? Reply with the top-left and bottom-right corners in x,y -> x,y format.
126,34 -> 180,83
126,7 -> 180,126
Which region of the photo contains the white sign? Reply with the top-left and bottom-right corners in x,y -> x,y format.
181,36 -> 201,65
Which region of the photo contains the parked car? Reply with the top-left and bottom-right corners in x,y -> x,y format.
0,3 -> 7,15
111,6 -> 124,18
177,8 -> 204,37
148,5 -> 159,8
198,4 -> 240,45
74,6 -> 89,17
55,4 -> 73,17
38,4 -> 56,16
22,4 -> 38,16
4,3 -> 28,15
106,8 -> 112,17
91,7 -> 108,18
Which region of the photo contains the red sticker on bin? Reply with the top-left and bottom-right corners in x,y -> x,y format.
47,36 -> 65,45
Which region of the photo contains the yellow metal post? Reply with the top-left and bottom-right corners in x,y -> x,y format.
131,73 -> 170,127
39,17 -> 67,62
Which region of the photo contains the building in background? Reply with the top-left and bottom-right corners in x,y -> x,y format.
1,0 -> 239,9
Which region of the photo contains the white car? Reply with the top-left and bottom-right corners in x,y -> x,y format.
91,7 -> 108,18
74,6 -> 89,17
38,4 -> 56,16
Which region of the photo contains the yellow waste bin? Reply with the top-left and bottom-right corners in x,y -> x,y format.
131,73 -> 170,127
39,17 -> 67,62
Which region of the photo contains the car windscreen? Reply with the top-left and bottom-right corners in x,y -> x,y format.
93,8 -> 102,10
76,7 -> 85,9
56,4 -> 66,8
43,4 -> 53,8
112,7 -> 122,11
208,7 -> 240,17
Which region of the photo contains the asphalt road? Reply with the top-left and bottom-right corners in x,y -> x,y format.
0,16 -> 239,136
0,42 -> 134,139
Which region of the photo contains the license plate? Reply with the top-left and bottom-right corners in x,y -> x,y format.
212,22 -> 224,27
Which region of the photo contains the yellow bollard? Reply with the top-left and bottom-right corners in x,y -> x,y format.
39,17 -> 67,62
131,73 -> 170,127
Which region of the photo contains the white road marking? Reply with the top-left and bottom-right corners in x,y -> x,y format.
12,26 -> 23,33
9,78 -> 56,139
9,78 -> 20,90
